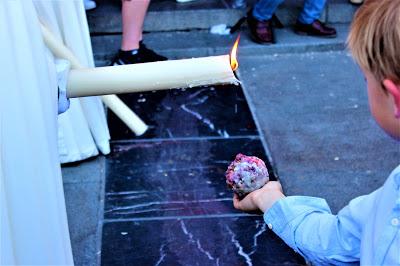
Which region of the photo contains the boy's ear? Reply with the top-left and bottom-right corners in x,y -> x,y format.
383,79 -> 400,118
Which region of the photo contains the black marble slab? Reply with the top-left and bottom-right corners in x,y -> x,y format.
105,137 -> 276,219
102,79 -> 301,264
107,85 -> 258,140
101,216 -> 305,266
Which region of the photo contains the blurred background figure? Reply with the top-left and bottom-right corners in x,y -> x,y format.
247,0 -> 336,44
111,0 -> 167,65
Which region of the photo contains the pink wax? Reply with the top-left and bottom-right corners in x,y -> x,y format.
225,153 -> 269,197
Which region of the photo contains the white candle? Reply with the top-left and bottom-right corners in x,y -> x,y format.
66,55 -> 238,98
102,95 -> 148,136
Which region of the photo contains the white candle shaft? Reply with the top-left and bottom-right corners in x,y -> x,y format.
40,23 -> 82,69
102,95 -> 148,136
66,55 -> 238,98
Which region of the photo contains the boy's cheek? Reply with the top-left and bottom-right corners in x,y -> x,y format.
367,85 -> 400,140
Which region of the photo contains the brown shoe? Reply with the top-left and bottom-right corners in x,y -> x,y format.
247,11 -> 274,44
294,20 -> 337,38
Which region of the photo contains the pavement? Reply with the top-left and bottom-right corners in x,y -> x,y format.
60,0 -> 400,265
62,157 -> 105,266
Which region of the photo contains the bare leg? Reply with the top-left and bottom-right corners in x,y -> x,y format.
121,0 -> 150,51
113,0 -> 167,65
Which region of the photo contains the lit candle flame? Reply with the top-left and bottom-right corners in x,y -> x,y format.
230,35 -> 240,71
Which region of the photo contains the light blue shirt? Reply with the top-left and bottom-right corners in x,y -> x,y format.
264,165 -> 400,265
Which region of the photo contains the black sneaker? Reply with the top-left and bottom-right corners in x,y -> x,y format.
138,41 -> 168,62
111,42 -> 167,65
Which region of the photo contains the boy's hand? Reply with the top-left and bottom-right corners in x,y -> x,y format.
233,181 -> 285,213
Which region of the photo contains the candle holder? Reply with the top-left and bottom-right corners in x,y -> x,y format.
40,23 -> 148,136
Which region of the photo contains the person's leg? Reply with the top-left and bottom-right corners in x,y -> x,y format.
113,0 -> 167,65
247,0 -> 283,44
121,0 -> 150,51
294,0 -> 335,37
252,0 -> 284,21
298,0 -> 326,24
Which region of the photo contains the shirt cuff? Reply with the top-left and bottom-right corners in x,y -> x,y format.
263,196 -> 331,252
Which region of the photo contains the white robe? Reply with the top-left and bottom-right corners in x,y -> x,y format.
0,1 -> 74,264
35,0 -> 111,163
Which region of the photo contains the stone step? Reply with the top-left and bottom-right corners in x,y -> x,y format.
92,24 -> 349,66
87,0 -> 357,33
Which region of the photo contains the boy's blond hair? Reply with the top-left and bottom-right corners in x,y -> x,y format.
347,0 -> 400,85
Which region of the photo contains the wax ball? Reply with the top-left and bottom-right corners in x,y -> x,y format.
225,153 -> 269,197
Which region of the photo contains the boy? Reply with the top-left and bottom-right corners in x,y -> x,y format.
233,0 -> 400,264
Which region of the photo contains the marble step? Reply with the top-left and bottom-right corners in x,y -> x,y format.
102,216 -> 305,265
87,0 -> 357,33
102,82 -> 305,264
92,24 -> 349,66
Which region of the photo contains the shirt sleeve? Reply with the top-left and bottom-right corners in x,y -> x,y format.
264,188 -> 382,265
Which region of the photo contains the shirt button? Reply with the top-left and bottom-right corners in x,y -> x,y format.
268,223 -> 273,230
391,218 -> 399,226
